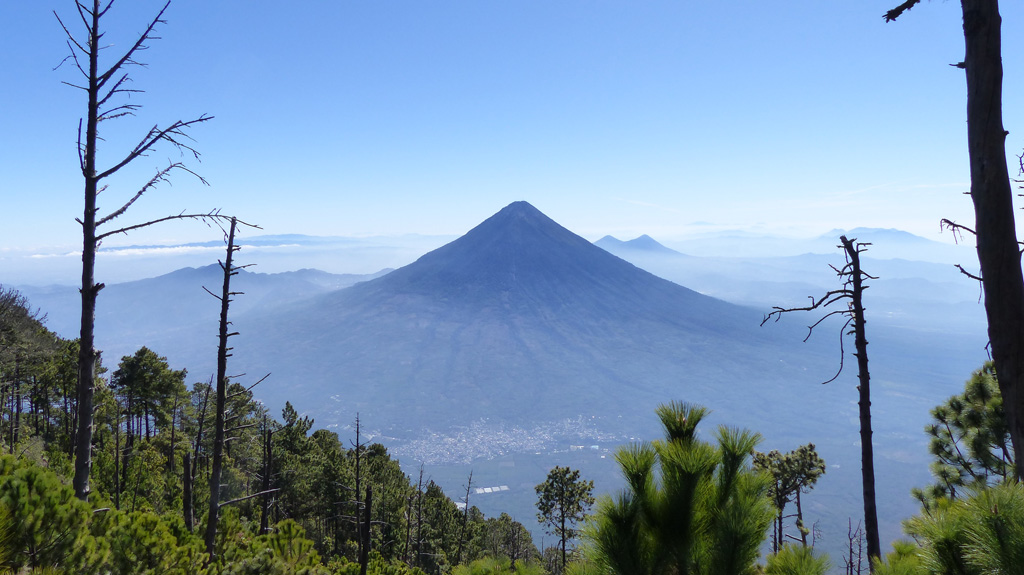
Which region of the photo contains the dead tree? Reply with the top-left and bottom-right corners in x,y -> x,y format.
353,415 -> 365,564
762,236 -> 880,567
360,485 -> 373,575
260,416 -> 273,535
55,0 -> 235,501
205,217 -> 241,556
456,471 -> 474,565
885,0 -> 1024,482
183,452 -> 193,531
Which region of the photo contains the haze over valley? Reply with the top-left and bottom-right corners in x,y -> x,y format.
13,201 -> 989,561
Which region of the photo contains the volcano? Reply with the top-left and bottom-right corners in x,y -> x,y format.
227,201 -> 826,435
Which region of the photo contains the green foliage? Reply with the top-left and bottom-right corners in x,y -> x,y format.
1,315 -> 552,575
913,362 -> 1013,509
583,402 -> 774,575
535,466 -> 595,570
753,444 -> 826,549
900,482 -> 1024,575
763,545 -> 830,575
327,553 -> 429,575
471,512 -> 537,565
871,541 -> 927,575
111,347 -> 188,439
452,556 -> 545,575
95,509 -> 208,575
0,455 -> 102,573
218,519 -> 328,575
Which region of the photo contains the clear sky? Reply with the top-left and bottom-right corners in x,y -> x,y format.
3,1 -> 1024,257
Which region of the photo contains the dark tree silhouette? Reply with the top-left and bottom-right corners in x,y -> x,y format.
885,0 -> 1024,481
762,236 -> 880,568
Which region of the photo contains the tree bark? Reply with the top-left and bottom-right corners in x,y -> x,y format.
960,0 -> 1024,480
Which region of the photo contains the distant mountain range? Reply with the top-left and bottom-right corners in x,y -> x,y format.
11,202 -> 991,558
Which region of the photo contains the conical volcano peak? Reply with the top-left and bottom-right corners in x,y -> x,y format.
494,200 -> 545,219
353,201 -> 694,309
624,234 -> 679,254
463,201 -> 565,239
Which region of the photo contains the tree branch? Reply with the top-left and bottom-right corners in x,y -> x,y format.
954,264 -> 983,282
219,488 -> 280,508
95,211 -> 251,241
761,289 -> 852,326
96,162 -> 197,227
883,0 -> 922,22
96,1 -> 170,90
96,116 -> 213,181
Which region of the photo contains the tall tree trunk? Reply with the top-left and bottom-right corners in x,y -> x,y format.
796,489 -> 807,547
193,383 -> 210,487
11,367 -> 20,454
260,419 -> 272,535
114,407 -> 121,510
960,0 -> 1024,480
360,485 -> 372,575
205,217 -> 238,557
73,0 -> 103,502
355,415 -> 363,564
456,471 -> 473,565
841,236 -> 880,568
183,452 -> 194,532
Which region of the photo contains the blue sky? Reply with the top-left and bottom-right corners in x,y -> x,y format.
3,1 -> 1024,257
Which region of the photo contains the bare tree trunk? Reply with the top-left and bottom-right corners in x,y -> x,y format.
456,471 -> 473,565
57,0 -> 221,500
959,0 -> 1024,480
404,495 -> 413,565
354,414 -> 363,563
168,391 -> 179,476
11,365 -> 20,454
205,217 -> 239,557
183,452 -> 193,532
840,236 -> 880,568
260,417 -> 272,535
193,383 -> 210,487
796,489 -> 807,547
360,485 -> 372,575
415,466 -> 424,569
114,406 -> 121,510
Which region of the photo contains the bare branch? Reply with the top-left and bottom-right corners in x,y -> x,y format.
95,211 -> 230,240
219,489 -> 280,508
954,264 -> 984,282
883,0 -> 922,22
97,116 -> 213,180
77,119 -> 85,172
803,309 -> 852,343
53,12 -> 88,57
96,162 -> 187,227
97,73 -> 137,109
202,286 -> 223,302
96,1 -> 170,90
820,317 -> 853,385
761,289 -> 853,326
227,374 -> 270,400
940,218 -> 977,245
